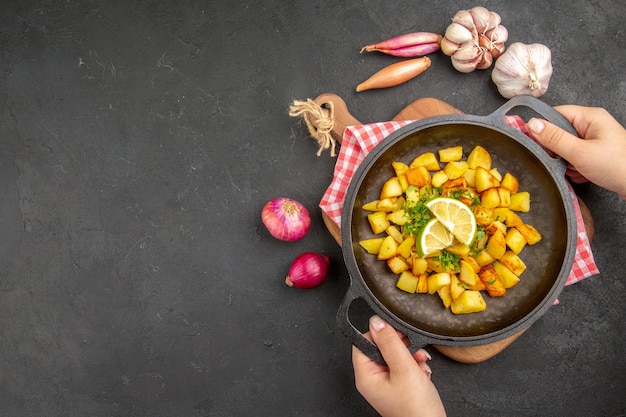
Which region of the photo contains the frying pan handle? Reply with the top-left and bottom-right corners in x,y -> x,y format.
337,285 -> 432,366
487,95 -> 578,176
488,95 -> 578,137
336,286 -> 387,365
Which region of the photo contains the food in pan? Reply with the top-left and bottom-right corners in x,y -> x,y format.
359,145 -> 542,314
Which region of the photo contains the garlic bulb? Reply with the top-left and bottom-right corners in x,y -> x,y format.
491,42 -> 553,99
441,6 -> 508,72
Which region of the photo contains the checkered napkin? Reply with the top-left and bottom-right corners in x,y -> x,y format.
320,116 -> 599,286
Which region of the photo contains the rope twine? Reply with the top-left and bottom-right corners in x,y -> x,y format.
289,99 -> 337,157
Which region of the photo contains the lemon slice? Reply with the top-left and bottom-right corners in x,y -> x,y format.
425,197 -> 477,246
417,219 -> 456,257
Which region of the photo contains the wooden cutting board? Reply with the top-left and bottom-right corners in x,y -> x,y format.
309,93 -> 594,363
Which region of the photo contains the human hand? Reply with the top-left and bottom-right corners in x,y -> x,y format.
352,315 -> 446,417
526,105 -> 626,199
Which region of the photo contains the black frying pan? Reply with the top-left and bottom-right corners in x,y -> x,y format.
337,95 -> 578,364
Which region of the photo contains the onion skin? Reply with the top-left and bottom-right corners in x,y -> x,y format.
285,252 -> 330,289
356,57 -> 431,92
261,197 -> 311,241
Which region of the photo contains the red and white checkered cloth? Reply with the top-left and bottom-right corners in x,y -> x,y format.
320,116 -> 599,286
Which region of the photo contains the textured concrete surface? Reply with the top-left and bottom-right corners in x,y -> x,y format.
1,1 -> 624,416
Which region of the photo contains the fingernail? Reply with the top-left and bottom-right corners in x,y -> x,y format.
527,118 -> 545,134
369,315 -> 386,332
419,348 -> 432,361
422,363 -> 432,377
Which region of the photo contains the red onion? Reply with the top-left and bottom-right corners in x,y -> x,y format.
261,197 -> 311,241
286,252 -> 330,289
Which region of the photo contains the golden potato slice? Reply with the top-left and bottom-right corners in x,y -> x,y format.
362,200 -> 380,211
462,255 -> 481,273
451,290 -> 487,314
509,191 -> 531,212
386,209 -> 408,226
397,236 -> 416,259
489,168 -> 503,182
493,221 -> 507,235
359,238 -> 385,255
406,166 -> 432,187
459,259 -> 478,286
438,146 -> 464,162
412,257 -> 428,275
492,207 -> 510,223
377,235 -> 398,260
486,228 -> 507,259
450,274 -> 466,300
368,211 -> 390,234
374,198 -> 395,212
480,188 -> 501,209
505,210 -> 524,227
387,256 -> 409,274
493,261 -> 520,289
474,205 -> 494,226
426,257 -> 446,273
479,265 -> 506,297
427,272 -> 451,294
505,228 -> 527,254
463,168 -> 476,188
497,187 -> 511,207
431,171 -> 449,188
475,166 -> 501,193
392,161 -> 409,176
416,274 -> 428,293
443,161 -> 469,180
501,172 -> 520,193
409,152 -> 440,171
475,249 -> 496,267
386,225 -> 404,244
437,285 -> 452,308
393,196 -> 405,211
500,251 -> 527,276
404,186 -> 420,207
445,242 -> 470,257
467,145 -> 492,170
515,223 -> 542,245
397,174 -> 409,192
396,271 -> 419,294
380,177 -> 404,199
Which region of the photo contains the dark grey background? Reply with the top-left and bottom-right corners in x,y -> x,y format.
1,1 -> 624,416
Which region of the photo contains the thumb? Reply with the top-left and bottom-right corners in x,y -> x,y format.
368,315 -> 416,372
527,118 -> 581,162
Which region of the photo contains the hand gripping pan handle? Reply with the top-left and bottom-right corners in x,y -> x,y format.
337,283 -> 433,366
486,95 -> 578,177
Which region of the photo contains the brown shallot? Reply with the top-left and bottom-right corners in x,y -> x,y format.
356,57 -> 431,92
